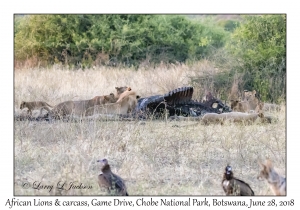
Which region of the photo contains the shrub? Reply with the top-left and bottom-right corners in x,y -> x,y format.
226,15 -> 286,102
14,14 -> 229,69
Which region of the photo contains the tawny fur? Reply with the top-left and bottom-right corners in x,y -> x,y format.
201,112 -> 264,125
258,160 -> 286,196
20,101 -> 53,115
48,93 -> 117,119
88,93 -> 117,107
230,100 -> 249,113
231,92 -> 266,114
115,86 -> 130,98
85,89 -> 137,116
116,88 -> 137,113
240,90 -> 281,112
244,90 -> 261,111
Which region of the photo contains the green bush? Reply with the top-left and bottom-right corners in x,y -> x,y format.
14,14 -> 229,68
226,15 -> 286,102
217,19 -> 240,32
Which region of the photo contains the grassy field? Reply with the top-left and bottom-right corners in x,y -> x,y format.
14,64 -> 286,196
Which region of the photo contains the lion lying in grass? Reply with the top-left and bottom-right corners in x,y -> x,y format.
202,102 -> 265,125
201,112 -> 264,125
47,93 -> 116,119
49,86 -> 132,118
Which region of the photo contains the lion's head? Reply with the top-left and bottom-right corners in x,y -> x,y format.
244,90 -> 257,102
115,86 -> 129,96
20,101 -> 26,109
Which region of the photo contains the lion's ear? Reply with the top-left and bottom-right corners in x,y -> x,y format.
127,87 -> 132,91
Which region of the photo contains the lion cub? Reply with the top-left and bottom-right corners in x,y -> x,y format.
20,101 -> 53,115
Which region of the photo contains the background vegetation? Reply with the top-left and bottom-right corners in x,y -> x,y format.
14,15 -> 228,69
14,14 -> 286,104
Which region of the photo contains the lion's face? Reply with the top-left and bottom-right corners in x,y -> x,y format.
244,90 -> 257,102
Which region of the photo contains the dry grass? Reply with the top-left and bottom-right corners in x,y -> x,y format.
14,65 -> 286,196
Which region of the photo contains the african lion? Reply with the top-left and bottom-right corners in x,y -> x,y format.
115,86 -> 130,97
85,88 -> 137,116
88,93 -> 117,107
46,87 -> 131,120
48,93 -> 117,119
202,102 -> 264,125
244,90 -> 281,112
244,90 -> 261,111
116,87 -> 137,113
230,90 -> 263,113
230,100 -> 249,113
201,112 -> 264,125
20,101 -> 53,115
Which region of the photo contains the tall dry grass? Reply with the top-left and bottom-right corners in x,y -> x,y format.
14,64 -> 286,195
14,63 -> 191,108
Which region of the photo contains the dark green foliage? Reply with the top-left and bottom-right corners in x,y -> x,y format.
187,15 -> 285,103
217,19 -> 240,32
14,14 -> 229,68
227,15 -> 286,102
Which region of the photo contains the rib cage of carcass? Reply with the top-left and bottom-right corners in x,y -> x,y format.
136,86 -> 231,118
